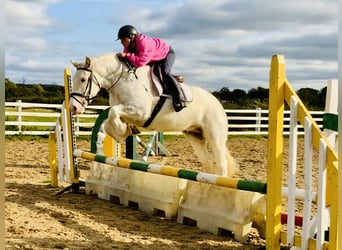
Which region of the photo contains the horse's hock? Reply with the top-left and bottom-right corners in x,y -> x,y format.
85,161 -> 266,242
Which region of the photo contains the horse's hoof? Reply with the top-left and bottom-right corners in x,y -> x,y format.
128,125 -> 141,135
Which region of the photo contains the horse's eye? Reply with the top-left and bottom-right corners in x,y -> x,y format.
81,78 -> 86,83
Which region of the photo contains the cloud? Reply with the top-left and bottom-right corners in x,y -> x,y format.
237,33 -> 337,61
4,0 -> 337,91
5,0 -> 59,55
6,1 -> 56,34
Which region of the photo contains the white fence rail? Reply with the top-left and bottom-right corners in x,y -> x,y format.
5,101 -> 325,136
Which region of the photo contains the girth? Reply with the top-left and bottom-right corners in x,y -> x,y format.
143,95 -> 167,127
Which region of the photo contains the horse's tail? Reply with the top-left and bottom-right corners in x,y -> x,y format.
226,147 -> 238,177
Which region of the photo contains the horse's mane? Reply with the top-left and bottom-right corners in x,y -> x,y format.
90,53 -> 117,63
89,53 -> 153,75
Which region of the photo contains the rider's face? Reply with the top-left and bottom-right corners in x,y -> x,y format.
120,37 -> 131,48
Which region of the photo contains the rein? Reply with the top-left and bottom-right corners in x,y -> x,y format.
70,56 -> 163,128
70,62 -> 125,107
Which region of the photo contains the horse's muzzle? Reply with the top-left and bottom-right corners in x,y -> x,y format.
69,96 -> 86,115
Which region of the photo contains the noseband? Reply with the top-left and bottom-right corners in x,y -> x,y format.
70,67 -> 99,106
70,62 -> 124,107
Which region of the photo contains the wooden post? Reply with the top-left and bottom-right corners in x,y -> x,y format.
48,131 -> 58,187
103,136 -> 115,157
16,100 -> 22,133
126,135 -> 137,159
266,55 -> 285,250
256,107 -> 261,133
63,68 -> 79,184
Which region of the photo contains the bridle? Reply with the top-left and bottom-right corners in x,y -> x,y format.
70,62 -> 125,107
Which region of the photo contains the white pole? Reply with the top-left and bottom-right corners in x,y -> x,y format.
316,139 -> 327,250
301,117 -> 313,250
323,79 -> 338,149
55,118 -> 64,181
256,107 -> 261,132
61,102 -> 71,182
287,96 -> 298,246
16,100 -> 22,133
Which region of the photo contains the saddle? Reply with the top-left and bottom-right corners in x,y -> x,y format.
151,64 -> 193,103
119,56 -> 193,127
119,55 -> 192,102
173,75 -> 184,83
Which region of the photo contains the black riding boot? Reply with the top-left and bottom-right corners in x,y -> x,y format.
166,74 -> 184,112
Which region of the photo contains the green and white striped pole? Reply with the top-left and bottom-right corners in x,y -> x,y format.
74,149 -> 266,194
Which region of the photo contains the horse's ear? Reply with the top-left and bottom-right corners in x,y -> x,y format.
85,56 -> 91,68
70,60 -> 82,68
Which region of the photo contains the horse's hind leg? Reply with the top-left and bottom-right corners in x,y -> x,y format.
202,128 -> 237,177
183,132 -> 214,173
209,133 -> 237,177
185,129 -> 236,177
205,132 -> 228,176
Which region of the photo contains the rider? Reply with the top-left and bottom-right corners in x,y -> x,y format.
116,24 -> 185,112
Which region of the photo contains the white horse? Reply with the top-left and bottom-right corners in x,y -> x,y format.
69,53 -> 237,177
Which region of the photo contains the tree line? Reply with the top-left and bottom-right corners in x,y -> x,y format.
5,78 -> 328,110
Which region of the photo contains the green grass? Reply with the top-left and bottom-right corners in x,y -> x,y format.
5,134 -> 92,141
7,109 -> 60,122
5,134 -> 50,141
5,107 -> 98,132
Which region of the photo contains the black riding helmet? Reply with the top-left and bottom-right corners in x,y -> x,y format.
117,25 -> 139,40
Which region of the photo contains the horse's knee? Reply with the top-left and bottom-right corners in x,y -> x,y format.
103,119 -> 127,143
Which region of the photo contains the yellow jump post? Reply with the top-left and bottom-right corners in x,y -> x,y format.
48,69 -> 81,192
266,55 -> 339,250
266,54 -> 285,250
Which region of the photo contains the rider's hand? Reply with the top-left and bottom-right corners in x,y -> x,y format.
117,52 -> 126,58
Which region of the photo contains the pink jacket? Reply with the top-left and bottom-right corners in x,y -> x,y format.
124,34 -> 170,67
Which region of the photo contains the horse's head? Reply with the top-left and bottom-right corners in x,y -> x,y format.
69,56 -> 102,114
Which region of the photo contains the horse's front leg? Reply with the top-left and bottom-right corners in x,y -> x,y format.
103,104 -> 135,143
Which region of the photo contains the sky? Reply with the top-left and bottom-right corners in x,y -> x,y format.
5,0 -> 338,91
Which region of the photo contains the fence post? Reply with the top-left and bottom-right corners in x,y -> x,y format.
256,107 -> 261,133
16,100 -> 22,133
323,79 -> 338,149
